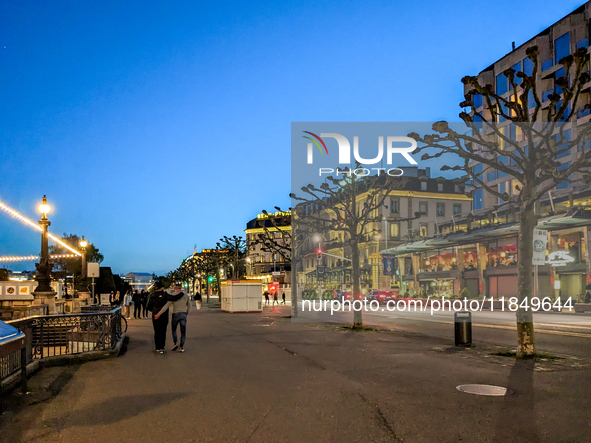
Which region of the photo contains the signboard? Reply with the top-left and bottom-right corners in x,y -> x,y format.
382,254 -> 396,276
547,251 -> 575,267
87,262 -> 100,278
532,230 -> 547,266
100,293 -> 111,305
316,265 -> 326,281
272,271 -> 281,276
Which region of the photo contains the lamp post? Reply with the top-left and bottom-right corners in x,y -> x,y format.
33,196 -> 57,314
34,196 -> 54,293
79,236 -> 88,279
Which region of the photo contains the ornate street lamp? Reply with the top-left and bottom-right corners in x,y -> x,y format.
79,236 -> 88,279
34,195 -> 54,294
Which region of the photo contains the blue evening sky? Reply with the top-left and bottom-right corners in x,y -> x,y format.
0,0 -> 583,275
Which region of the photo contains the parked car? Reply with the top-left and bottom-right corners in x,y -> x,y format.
368,290 -> 397,304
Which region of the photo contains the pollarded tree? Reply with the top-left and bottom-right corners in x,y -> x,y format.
216,236 -> 246,279
409,45 -> 591,356
291,168 -> 417,328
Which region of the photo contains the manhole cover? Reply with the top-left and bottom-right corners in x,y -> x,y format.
456,384 -> 513,396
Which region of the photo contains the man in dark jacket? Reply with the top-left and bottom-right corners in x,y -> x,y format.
140,289 -> 149,318
146,282 -> 170,353
132,290 -> 142,319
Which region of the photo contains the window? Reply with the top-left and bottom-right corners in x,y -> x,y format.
436,203 -> 445,217
511,61 -> 522,86
473,94 -> 483,108
498,182 -> 506,204
556,161 -> 571,190
497,156 -> 508,178
420,181 -> 427,191
473,163 -> 483,179
496,72 -> 508,95
576,38 -> 589,50
554,67 -> 566,95
419,223 -> 428,237
390,223 -> 399,239
487,170 -> 497,182
473,188 -> 484,210
437,183 -> 443,192
556,129 -> 572,159
419,202 -> 428,215
453,204 -> 462,216
523,58 -> 534,76
390,199 -> 399,213
542,89 -> 553,102
527,89 -> 535,109
555,32 -> 570,64
454,184 -> 460,193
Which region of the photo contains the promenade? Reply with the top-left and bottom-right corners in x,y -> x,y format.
2,305 -> 591,442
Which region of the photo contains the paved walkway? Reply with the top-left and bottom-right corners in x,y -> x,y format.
2,305 -> 591,442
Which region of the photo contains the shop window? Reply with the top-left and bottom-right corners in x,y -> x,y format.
463,249 -> 478,270
422,250 -> 457,272
556,232 -> 581,262
453,204 -> 462,216
487,239 -> 518,268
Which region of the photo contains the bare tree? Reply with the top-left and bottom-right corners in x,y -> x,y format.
291,169 -> 415,327
409,45 -> 591,356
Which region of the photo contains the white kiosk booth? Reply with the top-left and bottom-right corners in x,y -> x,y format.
221,280 -> 263,313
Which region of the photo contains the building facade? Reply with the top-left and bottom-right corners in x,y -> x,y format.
387,4 -> 591,301
244,211 -> 291,284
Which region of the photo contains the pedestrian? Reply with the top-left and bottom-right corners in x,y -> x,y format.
132,290 -> 142,319
264,290 -> 270,305
141,289 -> 149,318
147,282 -> 169,353
585,290 -> 591,304
281,290 -> 286,304
194,291 -> 202,310
273,291 -> 278,306
123,290 -> 133,319
109,291 -> 116,307
154,283 -> 190,353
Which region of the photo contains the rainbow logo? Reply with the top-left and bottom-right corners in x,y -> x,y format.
302,131 -> 328,155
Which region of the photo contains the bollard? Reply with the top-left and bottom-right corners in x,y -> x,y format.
454,311 -> 472,346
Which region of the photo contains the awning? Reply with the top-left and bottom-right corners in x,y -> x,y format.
384,208 -> 591,256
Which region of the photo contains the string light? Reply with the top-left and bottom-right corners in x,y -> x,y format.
0,254 -> 78,262
0,198 -> 81,256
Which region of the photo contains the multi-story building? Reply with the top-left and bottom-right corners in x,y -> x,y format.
244,211 -> 291,284
387,4 -> 591,301
295,168 -> 471,295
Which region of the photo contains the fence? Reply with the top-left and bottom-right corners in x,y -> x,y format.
1,307 -> 123,390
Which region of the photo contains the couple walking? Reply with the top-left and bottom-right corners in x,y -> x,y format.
147,282 -> 190,354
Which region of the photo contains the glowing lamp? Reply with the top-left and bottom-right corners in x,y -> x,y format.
79,236 -> 88,249
554,280 -> 561,290
425,260 -> 430,265
314,234 -> 321,243
38,195 -> 51,219
500,252 -> 506,257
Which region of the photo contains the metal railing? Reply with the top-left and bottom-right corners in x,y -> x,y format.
5,307 -> 123,366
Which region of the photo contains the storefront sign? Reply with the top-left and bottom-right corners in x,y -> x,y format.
532,229 -> 547,266
547,251 -> 575,267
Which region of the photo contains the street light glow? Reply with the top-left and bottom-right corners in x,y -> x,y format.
0,197 -> 81,256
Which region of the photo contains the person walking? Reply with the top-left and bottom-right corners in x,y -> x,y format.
141,289 -> 149,318
154,284 -> 190,353
123,290 -> 133,319
109,291 -> 116,307
264,290 -> 270,306
273,291 -> 278,306
132,290 -> 142,319
147,282 -> 169,353
281,290 -> 286,305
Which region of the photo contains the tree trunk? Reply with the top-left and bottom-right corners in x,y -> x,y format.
516,203 -> 537,357
351,237 -> 363,327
